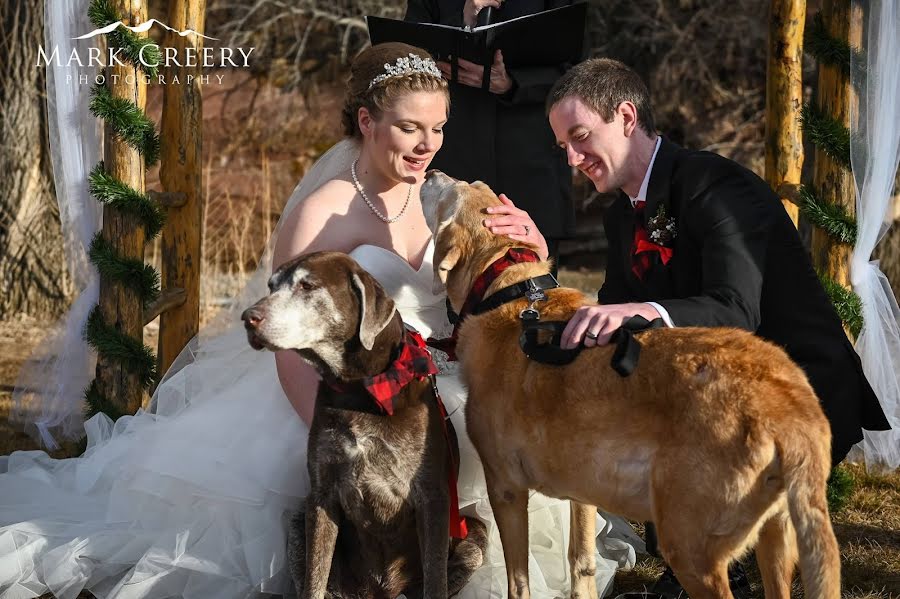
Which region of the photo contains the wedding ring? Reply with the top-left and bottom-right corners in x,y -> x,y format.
524,224 -> 531,236
585,331 -> 599,340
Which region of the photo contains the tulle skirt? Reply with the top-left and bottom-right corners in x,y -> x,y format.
0,348 -> 637,599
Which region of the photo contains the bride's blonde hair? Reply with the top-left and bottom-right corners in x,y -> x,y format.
342,42 -> 449,139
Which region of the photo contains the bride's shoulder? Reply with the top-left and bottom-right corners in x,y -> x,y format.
295,177 -> 356,217
273,175 -> 358,265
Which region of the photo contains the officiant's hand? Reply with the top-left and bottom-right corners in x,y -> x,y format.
463,0 -> 503,28
437,51 -> 514,95
561,303 -> 662,349
482,194 -> 548,260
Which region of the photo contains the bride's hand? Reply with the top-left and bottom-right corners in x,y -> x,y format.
483,194 -> 549,260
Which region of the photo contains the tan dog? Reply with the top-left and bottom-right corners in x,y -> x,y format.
419,171 -> 840,599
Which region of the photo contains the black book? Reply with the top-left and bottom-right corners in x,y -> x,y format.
366,4 -> 586,89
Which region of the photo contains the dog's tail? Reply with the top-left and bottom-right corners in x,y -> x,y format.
778,420 -> 841,599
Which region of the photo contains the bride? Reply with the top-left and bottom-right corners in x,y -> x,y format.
0,42 -> 636,599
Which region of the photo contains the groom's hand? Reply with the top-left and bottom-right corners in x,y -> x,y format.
561,303 -> 662,349
483,193 -> 549,260
436,51 -> 513,95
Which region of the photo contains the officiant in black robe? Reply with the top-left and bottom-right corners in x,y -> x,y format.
404,0 -> 579,261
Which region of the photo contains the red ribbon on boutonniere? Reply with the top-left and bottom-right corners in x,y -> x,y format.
631,202 -> 676,280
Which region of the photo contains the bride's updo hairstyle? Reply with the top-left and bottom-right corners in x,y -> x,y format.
342,42 -> 449,139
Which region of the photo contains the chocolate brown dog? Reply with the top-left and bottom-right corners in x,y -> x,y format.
242,251 -> 486,599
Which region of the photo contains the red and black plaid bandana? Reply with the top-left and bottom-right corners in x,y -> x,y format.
358,330 -> 438,415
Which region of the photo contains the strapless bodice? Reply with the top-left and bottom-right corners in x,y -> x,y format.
348,239 -> 452,340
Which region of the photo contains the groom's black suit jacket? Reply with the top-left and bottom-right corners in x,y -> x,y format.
598,138 -> 889,465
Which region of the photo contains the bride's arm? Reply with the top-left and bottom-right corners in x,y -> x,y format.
271,185 -> 353,426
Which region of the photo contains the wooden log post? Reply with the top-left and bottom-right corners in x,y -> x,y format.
158,0 -> 206,374
94,0 -> 149,415
810,0 -> 860,289
765,0 -> 805,226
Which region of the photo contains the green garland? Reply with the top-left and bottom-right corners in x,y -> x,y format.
88,162 -> 165,237
805,12 -> 867,79
84,307 -> 159,388
88,234 -> 161,305
84,0 -> 164,420
798,185 -> 857,245
90,80 -> 161,166
819,274 -> 864,339
88,0 -> 160,78
800,103 -> 852,171
84,380 -> 128,422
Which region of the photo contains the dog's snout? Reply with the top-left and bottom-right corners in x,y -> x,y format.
241,307 -> 265,329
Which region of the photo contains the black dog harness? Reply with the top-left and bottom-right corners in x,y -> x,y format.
453,248 -> 664,375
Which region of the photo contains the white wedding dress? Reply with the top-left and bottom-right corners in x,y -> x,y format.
1,137 -> 637,598
0,237 -> 637,599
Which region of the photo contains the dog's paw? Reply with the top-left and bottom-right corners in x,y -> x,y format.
569,575 -> 599,599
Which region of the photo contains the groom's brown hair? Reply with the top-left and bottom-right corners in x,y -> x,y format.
547,58 -> 656,135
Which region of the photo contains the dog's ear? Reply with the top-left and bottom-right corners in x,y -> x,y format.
351,272 -> 397,350
432,226 -> 462,294
434,246 -> 461,294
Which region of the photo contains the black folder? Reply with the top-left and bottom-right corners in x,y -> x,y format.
367,4 -> 586,90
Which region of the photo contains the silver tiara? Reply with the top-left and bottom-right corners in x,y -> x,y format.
368,53 -> 442,90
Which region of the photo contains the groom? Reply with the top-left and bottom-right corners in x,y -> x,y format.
540,58 -> 890,597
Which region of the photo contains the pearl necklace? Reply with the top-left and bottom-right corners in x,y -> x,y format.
351,159 -> 412,224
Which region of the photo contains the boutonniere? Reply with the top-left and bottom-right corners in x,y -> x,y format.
646,205 -> 677,248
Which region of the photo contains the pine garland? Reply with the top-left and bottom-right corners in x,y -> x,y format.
805,13 -> 850,73
88,163 -> 165,237
798,185 -> 857,245
84,379 -> 128,421
805,13 -> 855,75
819,273 -> 864,339
83,0 -> 164,423
88,0 -> 160,78
88,234 -> 161,305
90,79 -> 161,166
800,103 -> 852,171
84,307 -> 159,388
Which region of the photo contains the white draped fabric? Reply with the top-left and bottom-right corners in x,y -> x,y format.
11,0 -> 102,449
849,0 -> 900,470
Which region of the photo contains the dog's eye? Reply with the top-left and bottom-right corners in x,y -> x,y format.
297,280 -> 315,291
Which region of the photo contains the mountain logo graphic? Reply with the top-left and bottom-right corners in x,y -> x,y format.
73,18 -> 218,41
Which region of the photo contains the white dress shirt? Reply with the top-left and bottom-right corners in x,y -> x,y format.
626,136 -> 675,327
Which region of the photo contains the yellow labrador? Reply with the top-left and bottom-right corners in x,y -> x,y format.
419,171 -> 840,599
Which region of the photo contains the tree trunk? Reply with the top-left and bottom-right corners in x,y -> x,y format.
158,0 -> 206,375
94,0 -> 149,415
765,0 -> 805,226
810,0 -> 861,289
0,0 -> 70,318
